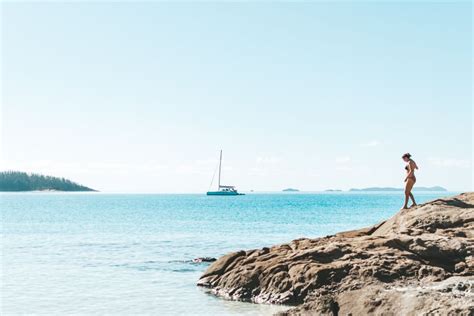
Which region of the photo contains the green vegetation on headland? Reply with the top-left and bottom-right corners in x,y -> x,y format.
349,186 -> 447,192
0,171 -> 96,192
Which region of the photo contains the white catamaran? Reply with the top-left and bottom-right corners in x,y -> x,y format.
207,150 -> 244,196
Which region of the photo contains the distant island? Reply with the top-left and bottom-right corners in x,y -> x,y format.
349,186 -> 447,192
282,188 -> 299,192
0,171 -> 96,192
325,189 -> 342,192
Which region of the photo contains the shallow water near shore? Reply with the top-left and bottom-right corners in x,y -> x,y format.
1,192 -> 456,315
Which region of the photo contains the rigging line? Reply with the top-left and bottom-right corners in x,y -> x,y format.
208,162 -> 219,191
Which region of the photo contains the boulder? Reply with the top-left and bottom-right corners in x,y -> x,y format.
198,192 -> 474,315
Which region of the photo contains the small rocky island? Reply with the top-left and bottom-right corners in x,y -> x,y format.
283,188 -> 300,192
0,171 -> 95,192
198,193 -> 473,315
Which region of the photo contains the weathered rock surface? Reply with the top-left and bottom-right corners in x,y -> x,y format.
198,192 -> 474,315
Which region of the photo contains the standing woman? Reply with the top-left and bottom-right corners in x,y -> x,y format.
402,153 -> 418,209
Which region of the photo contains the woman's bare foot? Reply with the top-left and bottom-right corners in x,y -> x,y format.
410,203 -> 417,208
400,206 -> 409,210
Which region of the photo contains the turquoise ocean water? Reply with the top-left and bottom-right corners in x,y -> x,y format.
1,192 -> 456,315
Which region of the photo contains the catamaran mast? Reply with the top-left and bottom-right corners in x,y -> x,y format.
218,150 -> 222,189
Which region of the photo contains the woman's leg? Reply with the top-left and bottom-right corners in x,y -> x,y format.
409,192 -> 417,206
403,191 -> 409,209
403,179 -> 415,209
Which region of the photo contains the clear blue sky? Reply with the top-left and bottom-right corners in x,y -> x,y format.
1,1 -> 472,192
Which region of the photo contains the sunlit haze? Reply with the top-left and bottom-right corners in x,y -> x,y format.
1,2 -> 472,192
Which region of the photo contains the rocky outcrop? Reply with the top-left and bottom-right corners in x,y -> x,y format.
198,192 -> 474,315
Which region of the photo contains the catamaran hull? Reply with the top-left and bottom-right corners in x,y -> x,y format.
206,191 -> 245,196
